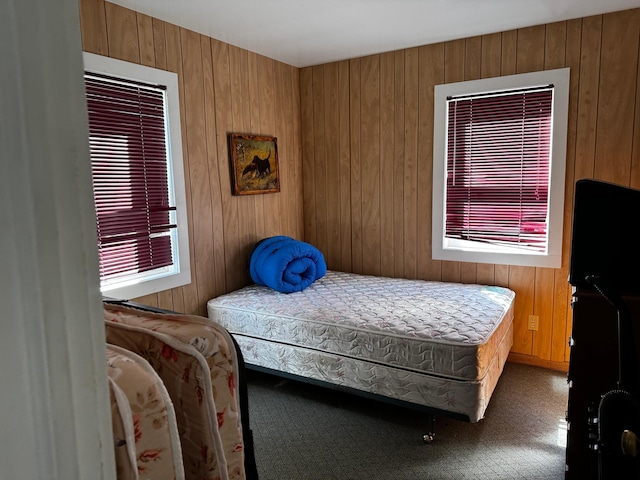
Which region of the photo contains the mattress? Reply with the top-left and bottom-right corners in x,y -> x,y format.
108,377 -> 139,480
104,304 -> 247,480
105,319 -> 231,480
106,344 -> 185,480
207,270 -> 515,422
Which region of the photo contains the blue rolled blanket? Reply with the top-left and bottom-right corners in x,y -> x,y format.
249,236 -> 327,293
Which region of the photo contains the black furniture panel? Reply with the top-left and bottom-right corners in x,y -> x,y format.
566,180 -> 640,479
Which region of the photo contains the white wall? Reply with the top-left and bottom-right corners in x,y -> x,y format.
0,0 -> 114,478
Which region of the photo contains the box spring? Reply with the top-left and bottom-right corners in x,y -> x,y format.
207,270 -> 515,422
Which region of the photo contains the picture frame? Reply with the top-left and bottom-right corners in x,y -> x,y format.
228,133 -> 280,195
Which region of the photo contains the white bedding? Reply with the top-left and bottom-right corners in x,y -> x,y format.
207,270 -> 515,422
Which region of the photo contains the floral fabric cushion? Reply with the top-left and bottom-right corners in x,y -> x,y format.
106,344 -> 185,480
108,377 -> 139,480
104,304 -> 246,480
105,319 -> 229,480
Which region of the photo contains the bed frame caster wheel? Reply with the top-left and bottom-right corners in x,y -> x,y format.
423,414 -> 436,443
422,433 -> 435,444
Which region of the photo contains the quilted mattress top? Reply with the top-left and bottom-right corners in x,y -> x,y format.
207,270 -> 515,381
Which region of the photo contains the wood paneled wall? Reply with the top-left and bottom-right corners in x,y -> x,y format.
78,0 -> 304,316
300,8 -> 640,370
79,0 -> 640,368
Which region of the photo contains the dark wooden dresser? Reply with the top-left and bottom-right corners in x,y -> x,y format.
565,179 -> 640,479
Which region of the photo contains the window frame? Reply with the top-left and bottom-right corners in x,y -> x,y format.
432,68 -> 570,269
83,52 -> 191,299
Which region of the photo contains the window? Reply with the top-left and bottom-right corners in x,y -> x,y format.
83,52 -> 190,299
432,68 -> 570,268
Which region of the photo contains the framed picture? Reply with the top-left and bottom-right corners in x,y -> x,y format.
228,133 -> 280,195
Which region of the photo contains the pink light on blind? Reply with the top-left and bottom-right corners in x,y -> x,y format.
445,87 -> 553,252
85,73 -> 175,281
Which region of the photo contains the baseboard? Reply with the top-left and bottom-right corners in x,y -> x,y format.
508,352 -> 569,373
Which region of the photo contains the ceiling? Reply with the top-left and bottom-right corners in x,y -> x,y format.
108,0 -> 640,68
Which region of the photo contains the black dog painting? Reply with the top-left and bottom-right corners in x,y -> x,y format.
229,133 -> 280,195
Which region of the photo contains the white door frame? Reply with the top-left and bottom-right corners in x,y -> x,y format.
0,0 -> 115,478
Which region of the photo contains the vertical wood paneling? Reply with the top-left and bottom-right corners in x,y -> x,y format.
514,25 -> 547,357
379,53 -> 395,278
248,52 -> 265,242
350,59 -> 363,273
172,28 -> 200,315
164,22 -> 187,314
595,10 -> 640,185
441,40 -> 464,283
227,46 -> 247,265
460,36 -> 482,285
241,55 -> 258,245
152,19 -> 167,70
273,62 -> 286,236
78,0 -> 107,55
393,51 -> 405,277
477,33 -> 502,286
361,55 -> 381,275
258,56 -> 280,239
417,43 -> 444,281
299,7 -> 640,369
136,13 -> 155,67
104,2 -> 138,63
575,15 -> 602,181
465,36 -> 482,80
338,61 -> 352,272
181,28 -> 214,316
312,66 -> 329,261
237,49 -> 251,130
276,63 -> 295,238
324,63 -> 341,268
300,67 -> 316,246
201,36 -> 226,301
120,8 -> 160,307
553,19 -> 581,363
81,0 -> 640,368
495,265 -> 510,288
416,45 -> 431,280
481,33 -> 502,79
228,46 -> 253,286
210,39 -> 237,296
80,0 -> 305,315
131,19 -> 163,311
243,76 -> 260,264
529,21 -> 569,361
152,21 -> 173,311
533,268 -> 555,360
545,21 -> 567,68
501,30 -> 517,75
445,39 -> 465,83
460,264 -> 477,284
516,26 -> 546,73
510,266 -> 535,355
403,48 -> 419,279
292,68 -> 304,241
282,64 -> 296,237
476,265 -> 495,286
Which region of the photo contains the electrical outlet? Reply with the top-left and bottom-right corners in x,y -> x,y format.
528,314 -> 539,331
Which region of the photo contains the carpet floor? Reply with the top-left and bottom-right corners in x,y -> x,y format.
245,362 -> 568,480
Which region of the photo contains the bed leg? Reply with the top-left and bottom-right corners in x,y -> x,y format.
422,414 -> 436,444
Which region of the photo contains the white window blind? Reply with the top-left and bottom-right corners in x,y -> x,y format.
85,72 -> 176,283
445,87 -> 553,253
432,68 -> 570,268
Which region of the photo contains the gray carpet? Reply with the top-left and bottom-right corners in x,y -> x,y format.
246,362 -> 568,480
